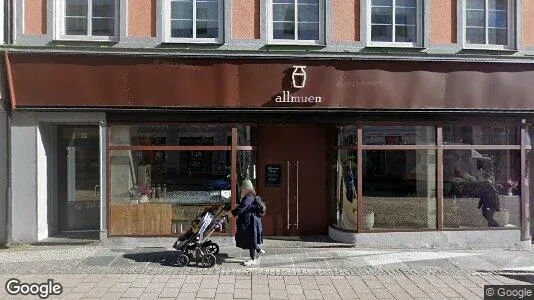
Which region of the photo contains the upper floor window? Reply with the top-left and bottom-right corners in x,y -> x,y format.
368,0 -> 422,47
464,0 -> 514,49
57,0 -> 118,40
268,0 -> 324,44
163,0 -> 223,43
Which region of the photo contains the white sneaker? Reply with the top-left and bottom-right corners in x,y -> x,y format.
257,249 -> 266,254
243,259 -> 258,266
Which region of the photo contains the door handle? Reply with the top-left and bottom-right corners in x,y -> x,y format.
296,160 -> 299,229
287,160 -> 290,230
95,185 -> 100,198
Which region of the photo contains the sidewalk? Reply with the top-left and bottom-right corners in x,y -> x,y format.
0,238 -> 533,299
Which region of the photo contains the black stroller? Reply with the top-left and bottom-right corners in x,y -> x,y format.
172,203 -> 231,268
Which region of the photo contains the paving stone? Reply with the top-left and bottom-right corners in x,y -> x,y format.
176,292 -> 197,300
270,289 -> 289,299
219,275 -> 236,283
145,281 -> 166,293
424,292 -> 449,300
83,287 -> 109,298
303,289 -> 323,299
215,294 -> 234,300
99,294 -> 123,300
117,274 -> 138,283
159,287 -> 180,298
151,274 -> 170,283
252,294 -> 271,300
72,282 -> 97,293
235,288 -> 252,298
286,284 -> 304,295
269,279 -> 286,289
235,279 -> 252,289
138,292 -> 159,300
216,283 -> 235,294
318,284 -> 338,295
122,287 -> 145,298
357,293 -> 379,300
185,275 -> 203,283
181,282 -> 201,293
197,288 -> 217,298
251,282 -> 270,293
284,276 -> 300,284
372,288 -> 395,299
106,282 -> 131,294
287,295 -> 306,300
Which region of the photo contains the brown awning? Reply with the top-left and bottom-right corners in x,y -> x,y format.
6,52 -> 534,110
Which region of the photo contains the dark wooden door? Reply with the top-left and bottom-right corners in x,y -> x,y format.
258,126 -> 328,236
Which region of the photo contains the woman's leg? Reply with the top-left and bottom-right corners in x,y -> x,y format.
249,248 -> 256,260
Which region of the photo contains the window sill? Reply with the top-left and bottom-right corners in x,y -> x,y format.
163,38 -> 224,45
462,44 -> 517,52
267,40 -> 325,47
55,36 -> 119,43
365,42 -> 424,49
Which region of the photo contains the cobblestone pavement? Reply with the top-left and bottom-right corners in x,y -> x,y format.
0,240 -> 533,299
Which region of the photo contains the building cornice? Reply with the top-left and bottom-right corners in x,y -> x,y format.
3,46 -> 534,64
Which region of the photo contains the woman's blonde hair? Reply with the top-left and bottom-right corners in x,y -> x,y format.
241,179 -> 256,195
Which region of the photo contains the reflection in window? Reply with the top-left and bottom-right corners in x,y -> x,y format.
237,125 -> 257,146
363,150 -> 437,230
364,126 -> 435,145
465,0 -> 510,46
109,150 -> 231,235
370,0 -> 419,43
110,125 -> 232,146
337,126 -> 357,146
443,125 -> 518,145
237,151 -> 257,201
332,149 -> 357,230
443,150 -> 520,228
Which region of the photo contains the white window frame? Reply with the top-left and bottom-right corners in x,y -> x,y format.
267,0 -> 325,45
162,0 -> 224,44
54,0 -> 119,42
366,0 -> 423,48
462,0 -> 515,50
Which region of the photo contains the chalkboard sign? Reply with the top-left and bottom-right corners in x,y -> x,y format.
265,164 -> 282,187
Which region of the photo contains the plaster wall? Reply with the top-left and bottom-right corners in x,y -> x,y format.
24,0 -> 47,35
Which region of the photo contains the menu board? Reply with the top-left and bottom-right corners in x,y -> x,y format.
265,164 -> 282,187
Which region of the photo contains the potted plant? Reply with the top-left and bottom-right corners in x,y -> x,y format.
506,178 -> 519,196
128,184 -> 153,204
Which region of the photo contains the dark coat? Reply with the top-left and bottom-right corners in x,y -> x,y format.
233,194 -> 263,250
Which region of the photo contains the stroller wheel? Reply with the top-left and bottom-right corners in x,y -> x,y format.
205,243 -> 219,255
201,253 -> 217,268
176,253 -> 190,267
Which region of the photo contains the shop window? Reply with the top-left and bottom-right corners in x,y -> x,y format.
268,0 -> 324,44
362,150 -> 437,230
363,126 -> 435,145
237,125 -> 257,146
110,125 -> 232,146
55,0 -> 118,41
109,150 -> 231,236
443,125 -> 518,145
163,0 -> 223,43
332,126 -> 358,230
332,149 -> 357,230
368,0 -> 423,47
463,0 -> 515,49
443,150 -> 520,228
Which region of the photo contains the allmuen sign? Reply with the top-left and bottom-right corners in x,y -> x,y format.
275,66 -> 323,104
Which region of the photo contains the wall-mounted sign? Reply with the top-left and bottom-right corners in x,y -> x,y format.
265,164 -> 282,187
275,66 -> 323,103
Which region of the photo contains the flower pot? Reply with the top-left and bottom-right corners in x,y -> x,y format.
140,195 -> 149,203
363,212 -> 375,230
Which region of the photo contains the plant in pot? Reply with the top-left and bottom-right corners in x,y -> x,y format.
128,184 -> 153,204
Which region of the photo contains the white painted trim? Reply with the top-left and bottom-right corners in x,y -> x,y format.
365,0 -> 424,48
162,0 -> 224,44
99,120 -> 107,234
461,0 -> 516,50
54,0 -> 120,42
267,0 -> 325,45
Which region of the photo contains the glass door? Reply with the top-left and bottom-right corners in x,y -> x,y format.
58,126 -> 100,231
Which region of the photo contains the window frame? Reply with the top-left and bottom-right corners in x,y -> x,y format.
461,0 -> 516,50
54,0 -> 120,42
267,0 -> 325,46
162,0 -> 225,44
366,0 -> 424,48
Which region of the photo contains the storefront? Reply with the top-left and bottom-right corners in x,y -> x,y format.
5,53 -> 533,248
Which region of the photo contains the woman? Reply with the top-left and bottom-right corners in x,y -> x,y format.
232,179 -> 265,266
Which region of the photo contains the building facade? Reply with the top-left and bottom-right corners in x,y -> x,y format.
3,0 -> 534,249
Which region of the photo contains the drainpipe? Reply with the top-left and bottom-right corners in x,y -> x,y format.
5,102 -> 11,247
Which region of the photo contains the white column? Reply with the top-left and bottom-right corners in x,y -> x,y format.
99,120 -> 107,239
0,101 -> 7,245
10,113 -> 38,243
